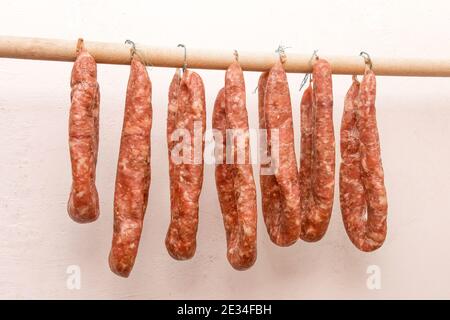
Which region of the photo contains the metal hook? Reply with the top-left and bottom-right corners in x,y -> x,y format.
299,74 -> 310,92
310,49 -> 319,63
299,50 -> 318,91
178,44 -> 187,72
125,39 -> 136,57
233,49 -> 239,62
360,51 -> 373,70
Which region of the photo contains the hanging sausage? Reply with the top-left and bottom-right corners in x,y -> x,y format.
68,38 -> 100,223
258,60 -> 301,247
165,68 -> 206,260
339,60 -> 388,252
299,57 -> 335,242
109,48 -> 152,277
213,60 -> 257,270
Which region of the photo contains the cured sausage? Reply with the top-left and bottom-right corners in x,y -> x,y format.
213,61 -> 257,270
109,54 -> 152,277
165,69 -> 206,260
339,70 -> 387,252
258,61 -> 301,246
68,38 -> 100,223
299,58 -> 335,242
166,70 -> 181,258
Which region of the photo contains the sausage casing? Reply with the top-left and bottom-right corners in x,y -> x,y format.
258,62 -> 301,246
68,39 -> 100,223
166,69 -> 206,260
213,61 -> 257,270
299,59 -> 335,242
109,55 -> 152,277
339,70 -> 388,252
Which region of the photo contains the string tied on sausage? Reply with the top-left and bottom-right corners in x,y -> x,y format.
75,38 -> 85,56
253,45 -> 291,95
275,44 -> 290,64
251,45 -> 291,94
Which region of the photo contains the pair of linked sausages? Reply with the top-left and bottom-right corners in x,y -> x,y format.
68,39 -> 387,276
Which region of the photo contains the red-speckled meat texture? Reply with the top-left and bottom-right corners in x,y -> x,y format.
109,55 -> 152,277
339,70 -> 387,252
213,88 -> 239,264
166,70 -> 181,258
258,72 -> 284,243
258,62 -> 301,247
68,42 -> 100,223
213,62 -> 257,270
299,59 -> 335,242
165,69 -> 206,260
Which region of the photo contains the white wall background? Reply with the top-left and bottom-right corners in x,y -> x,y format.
0,0 -> 450,299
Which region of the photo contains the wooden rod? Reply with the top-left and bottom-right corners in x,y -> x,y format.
0,36 -> 449,77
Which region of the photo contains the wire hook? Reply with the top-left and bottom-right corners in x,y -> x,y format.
233,49 -> 239,62
178,44 -> 187,72
299,49 -> 319,91
125,39 -> 136,57
310,49 -> 319,63
299,74 -> 310,92
275,44 -> 290,64
360,51 -> 373,70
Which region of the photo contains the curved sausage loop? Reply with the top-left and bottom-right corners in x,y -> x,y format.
339,68 -> 388,252
299,58 -> 336,242
258,61 -> 301,246
165,68 -> 206,260
109,54 -> 152,277
68,38 -> 100,223
213,61 -> 257,270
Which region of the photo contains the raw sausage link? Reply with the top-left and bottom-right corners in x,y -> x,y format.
68,39 -> 100,223
299,58 -> 335,242
213,61 -> 257,270
109,55 -> 152,277
258,61 -> 301,246
166,70 -> 181,257
339,70 -> 388,252
165,69 -> 206,260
